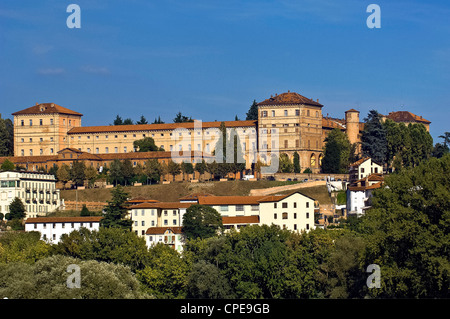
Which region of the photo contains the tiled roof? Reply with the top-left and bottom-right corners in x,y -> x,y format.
385,111 -> 430,124
67,120 -> 257,134
354,173 -> 384,183
145,226 -> 183,235
12,103 -> 83,116
348,181 -> 383,192
222,215 -> 259,225
345,109 -> 360,113
131,202 -> 193,209
197,195 -> 269,206
25,216 -> 102,224
257,92 -> 323,107
179,193 -> 213,201
322,117 -> 346,130
349,157 -> 370,167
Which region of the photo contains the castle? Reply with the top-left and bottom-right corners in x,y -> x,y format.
8,91 -> 430,174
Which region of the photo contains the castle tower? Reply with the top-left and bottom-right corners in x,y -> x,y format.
345,109 -> 360,146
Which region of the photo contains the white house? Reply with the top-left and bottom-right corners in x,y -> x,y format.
24,216 -> 102,244
346,174 -> 384,216
145,226 -> 184,252
0,170 -> 61,218
349,157 -> 383,183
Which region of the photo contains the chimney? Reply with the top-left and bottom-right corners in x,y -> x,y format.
317,99 -> 319,102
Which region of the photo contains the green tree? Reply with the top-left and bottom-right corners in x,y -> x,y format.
121,159 -> 135,186
133,137 -> 162,152
70,160 -> 86,187
136,244 -> 189,298
113,115 -> 123,125
194,159 -> 207,181
0,116 -> 14,157
80,204 -> 90,216
438,132 -> 450,148
7,197 -> 26,220
173,112 -> 194,123
0,255 -> 149,299
108,159 -> 123,186
322,128 -> 352,173
181,161 -> 194,181
0,231 -> 51,263
182,204 -> 223,240
361,110 -> 387,164
84,165 -> 98,188
0,159 -> 15,171
186,260 -> 234,298
152,116 -> 165,124
245,99 -> 258,121
293,152 -> 301,173
144,159 -> 162,183
167,160 -> 181,181
136,115 -> 148,124
100,185 -> 132,230
123,118 -> 133,125
360,155 -> 450,298
56,164 -> 71,189
53,227 -> 150,272
278,153 -> 293,173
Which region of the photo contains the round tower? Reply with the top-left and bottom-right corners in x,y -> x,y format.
345,109 -> 360,145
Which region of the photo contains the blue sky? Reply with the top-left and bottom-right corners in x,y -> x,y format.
0,0 -> 449,141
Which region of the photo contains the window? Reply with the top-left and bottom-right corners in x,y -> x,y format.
282,212 -> 288,219
236,205 -> 244,212
293,202 -> 297,208
164,220 -> 168,226
271,110 -> 275,117
141,221 -> 145,226
274,213 -> 277,219
294,213 -> 297,219
307,110 -> 310,117
124,147 -> 127,153
53,234 -> 56,240
284,110 -> 288,116
306,224 -> 310,230
29,119 -> 33,126
282,202 -> 288,208
220,206 -> 229,212
39,119 -> 43,125
294,224 -> 297,230
274,203 -> 277,209
306,213 -> 310,219
295,109 -> 300,116
95,148 -> 99,154
114,147 -> 118,153
142,210 -> 145,216
306,202 -> 309,208
173,210 -> 177,216
261,111 -> 267,117
21,120 -> 24,126
173,219 -> 177,225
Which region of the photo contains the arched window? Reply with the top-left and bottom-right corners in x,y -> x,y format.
310,154 -> 316,167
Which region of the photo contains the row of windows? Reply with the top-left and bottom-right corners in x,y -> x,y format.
261,110 -> 320,118
20,118 -> 77,126
219,205 -> 259,212
33,222 -> 95,229
134,219 -> 178,227
274,202 -> 310,209
274,212 -> 310,219
133,209 -> 178,216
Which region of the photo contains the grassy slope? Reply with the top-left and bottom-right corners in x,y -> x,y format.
60,180 -> 313,203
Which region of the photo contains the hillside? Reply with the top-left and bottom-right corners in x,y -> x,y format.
59,180 -> 325,203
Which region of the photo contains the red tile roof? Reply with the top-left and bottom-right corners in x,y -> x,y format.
222,215 -> 259,225
25,216 -> 102,224
145,226 -> 183,235
12,103 -> 83,116
131,202 -> 193,209
67,120 -> 257,134
257,92 -> 323,107
385,111 -> 430,124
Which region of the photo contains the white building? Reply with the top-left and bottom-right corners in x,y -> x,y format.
145,226 -> 184,252
349,157 -> 383,183
346,174 -> 384,216
0,170 -> 61,218
24,216 -> 102,244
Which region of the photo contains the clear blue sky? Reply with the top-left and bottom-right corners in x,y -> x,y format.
1,0 -> 449,142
